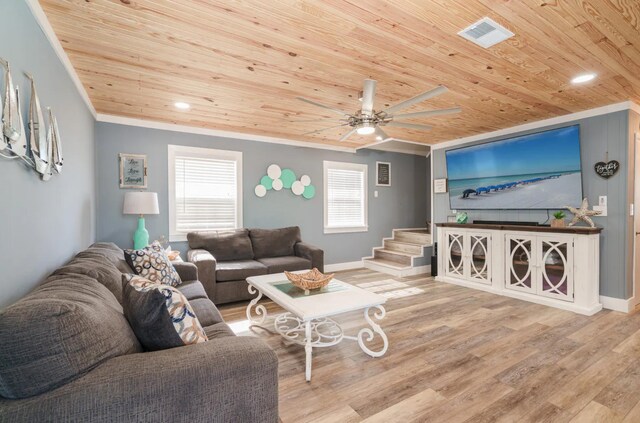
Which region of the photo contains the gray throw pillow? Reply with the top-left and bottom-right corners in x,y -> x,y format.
124,241 -> 182,286
122,274 -> 208,351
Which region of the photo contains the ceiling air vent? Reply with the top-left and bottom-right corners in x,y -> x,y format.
458,17 -> 514,48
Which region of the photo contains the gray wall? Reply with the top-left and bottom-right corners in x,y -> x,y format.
95,123 -> 428,264
0,1 -> 96,308
432,111 -> 632,299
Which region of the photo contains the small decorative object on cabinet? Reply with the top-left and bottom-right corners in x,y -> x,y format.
551,211 -> 566,228
437,223 -> 602,315
456,212 -> 469,224
123,192 -> 159,249
566,198 -> 601,228
120,153 -> 147,188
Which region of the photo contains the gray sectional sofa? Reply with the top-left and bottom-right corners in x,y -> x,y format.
188,226 -> 323,305
0,242 -> 278,423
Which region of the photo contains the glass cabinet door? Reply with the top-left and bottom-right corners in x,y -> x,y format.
446,233 -> 465,277
468,234 -> 490,284
506,236 -> 536,293
539,239 -> 573,301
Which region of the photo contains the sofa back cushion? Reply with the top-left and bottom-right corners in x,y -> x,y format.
53,256 -> 124,304
0,274 -> 142,399
249,226 -> 301,258
188,229 -> 254,261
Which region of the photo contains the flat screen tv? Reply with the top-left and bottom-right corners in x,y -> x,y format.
445,125 -> 583,210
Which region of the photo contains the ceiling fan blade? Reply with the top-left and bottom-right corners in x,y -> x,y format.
386,122 -> 433,131
392,107 -> 461,120
296,97 -> 350,116
302,124 -> 348,136
375,127 -> 390,141
361,79 -> 377,116
290,117 -> 342,123
383,85 -> 448,115
339,128 -> 358,142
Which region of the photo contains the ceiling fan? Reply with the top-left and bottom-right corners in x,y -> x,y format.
296,79 -> 461,142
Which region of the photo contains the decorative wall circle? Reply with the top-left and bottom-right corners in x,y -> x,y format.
280,168 -> 296,189
267,164 -> 282,179
272,178 -> 283,191
291,180 -> 304,195
300,175 -> 311,186
260,175 -> 273,190
302,184 -> 315,199
255,184 -> 267,197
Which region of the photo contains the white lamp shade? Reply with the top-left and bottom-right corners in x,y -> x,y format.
123,192 -> 159,215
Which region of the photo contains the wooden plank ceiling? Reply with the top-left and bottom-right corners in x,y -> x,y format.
40,0 -> 640,148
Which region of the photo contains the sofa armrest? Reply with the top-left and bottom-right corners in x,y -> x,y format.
295,242 -> 324,272
171,261 -> 198,282
187,249 -> 217,301
0,336 -> 279,423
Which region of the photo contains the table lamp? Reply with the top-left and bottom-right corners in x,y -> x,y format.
123,192 -> 159,249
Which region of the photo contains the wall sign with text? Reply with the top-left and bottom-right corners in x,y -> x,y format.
119,153 -> 148,189
376,161 -> 391,186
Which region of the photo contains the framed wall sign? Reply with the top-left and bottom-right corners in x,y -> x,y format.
119,153 -> 148,189
434,178 -> 448,193
376,161 -> 391,186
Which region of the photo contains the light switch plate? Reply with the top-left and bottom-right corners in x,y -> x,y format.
593,205 -> 607,217
374,190 -> 378,198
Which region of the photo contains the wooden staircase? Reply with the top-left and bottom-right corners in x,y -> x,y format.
363,229 -> 433,277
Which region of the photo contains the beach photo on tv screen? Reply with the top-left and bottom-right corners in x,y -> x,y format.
445,125 -> 583,210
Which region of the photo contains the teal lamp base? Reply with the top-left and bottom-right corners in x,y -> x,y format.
133,216 -> 149,249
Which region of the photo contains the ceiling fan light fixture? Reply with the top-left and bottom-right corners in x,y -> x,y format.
356,123 -> 376,135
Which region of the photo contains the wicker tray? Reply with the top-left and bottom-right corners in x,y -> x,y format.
284,268 -> 335,291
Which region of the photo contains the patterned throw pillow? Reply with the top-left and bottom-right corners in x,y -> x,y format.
124,241 -> 182,286
122,274 -> 208,351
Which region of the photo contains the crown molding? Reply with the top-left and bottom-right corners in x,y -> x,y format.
24,0 -> 96,118
96,114 -> 359,153
432,101 -> 640,150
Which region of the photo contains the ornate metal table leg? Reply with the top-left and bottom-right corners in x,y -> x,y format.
357,305 -> 388,357
305,320 -> 312,382
246,284 -> 267,325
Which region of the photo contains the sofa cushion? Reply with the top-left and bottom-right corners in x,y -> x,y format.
122,275 -> 208,352
189,298 -> 225,326
204,322 -> 236,339
216,260 -> 267,282
176,280 -> 208,301
124,242 -> 182,287
53,256 -> 124,304
79,242 -> 134,274
257,256 -> 312,274
249,226 -> 301,258
0,274 -> 141,399
188,229 -> 254,261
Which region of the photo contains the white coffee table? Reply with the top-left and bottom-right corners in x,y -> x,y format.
246,272 -> 388,381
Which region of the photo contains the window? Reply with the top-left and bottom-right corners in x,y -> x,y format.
324,160 -> 368,234
168,145 -> 242,241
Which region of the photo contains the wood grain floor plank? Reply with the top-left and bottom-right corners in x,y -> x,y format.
219,269 -> 640,423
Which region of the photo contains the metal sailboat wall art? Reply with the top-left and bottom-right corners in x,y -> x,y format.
26,72 -> 48,175
0,56 -> 64,180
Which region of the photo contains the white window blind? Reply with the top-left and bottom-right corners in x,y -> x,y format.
169,146 -> 242,241
324,161 -> 368,233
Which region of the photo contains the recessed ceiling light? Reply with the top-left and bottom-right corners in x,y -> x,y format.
571,73 -> 596,84
174,102 -> 191,110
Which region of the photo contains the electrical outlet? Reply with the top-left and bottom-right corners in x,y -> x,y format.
599,196 -> 607,207
593,205 -> 607,217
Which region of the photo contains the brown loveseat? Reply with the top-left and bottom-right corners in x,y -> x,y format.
187,226 -> 323,305
0,243 -> 278,422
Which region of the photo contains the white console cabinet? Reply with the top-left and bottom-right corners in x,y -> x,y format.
437,223 -> 602,315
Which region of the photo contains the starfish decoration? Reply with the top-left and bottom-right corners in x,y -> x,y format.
565,198 -> 601,228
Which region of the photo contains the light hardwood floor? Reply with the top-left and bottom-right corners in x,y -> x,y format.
219,268 -> 640,423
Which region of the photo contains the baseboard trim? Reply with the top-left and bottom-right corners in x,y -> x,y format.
325,261 -> 364,272
600,295 -> 635,313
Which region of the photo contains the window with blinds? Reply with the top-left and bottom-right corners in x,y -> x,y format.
324,161 -> 368,233
168,145 -> 242,241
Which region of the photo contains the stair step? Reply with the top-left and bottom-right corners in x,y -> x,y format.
374,249 -> 411,266
394,230 -> 432,245
363,258 -> 410,270
384,239 -> 423,255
